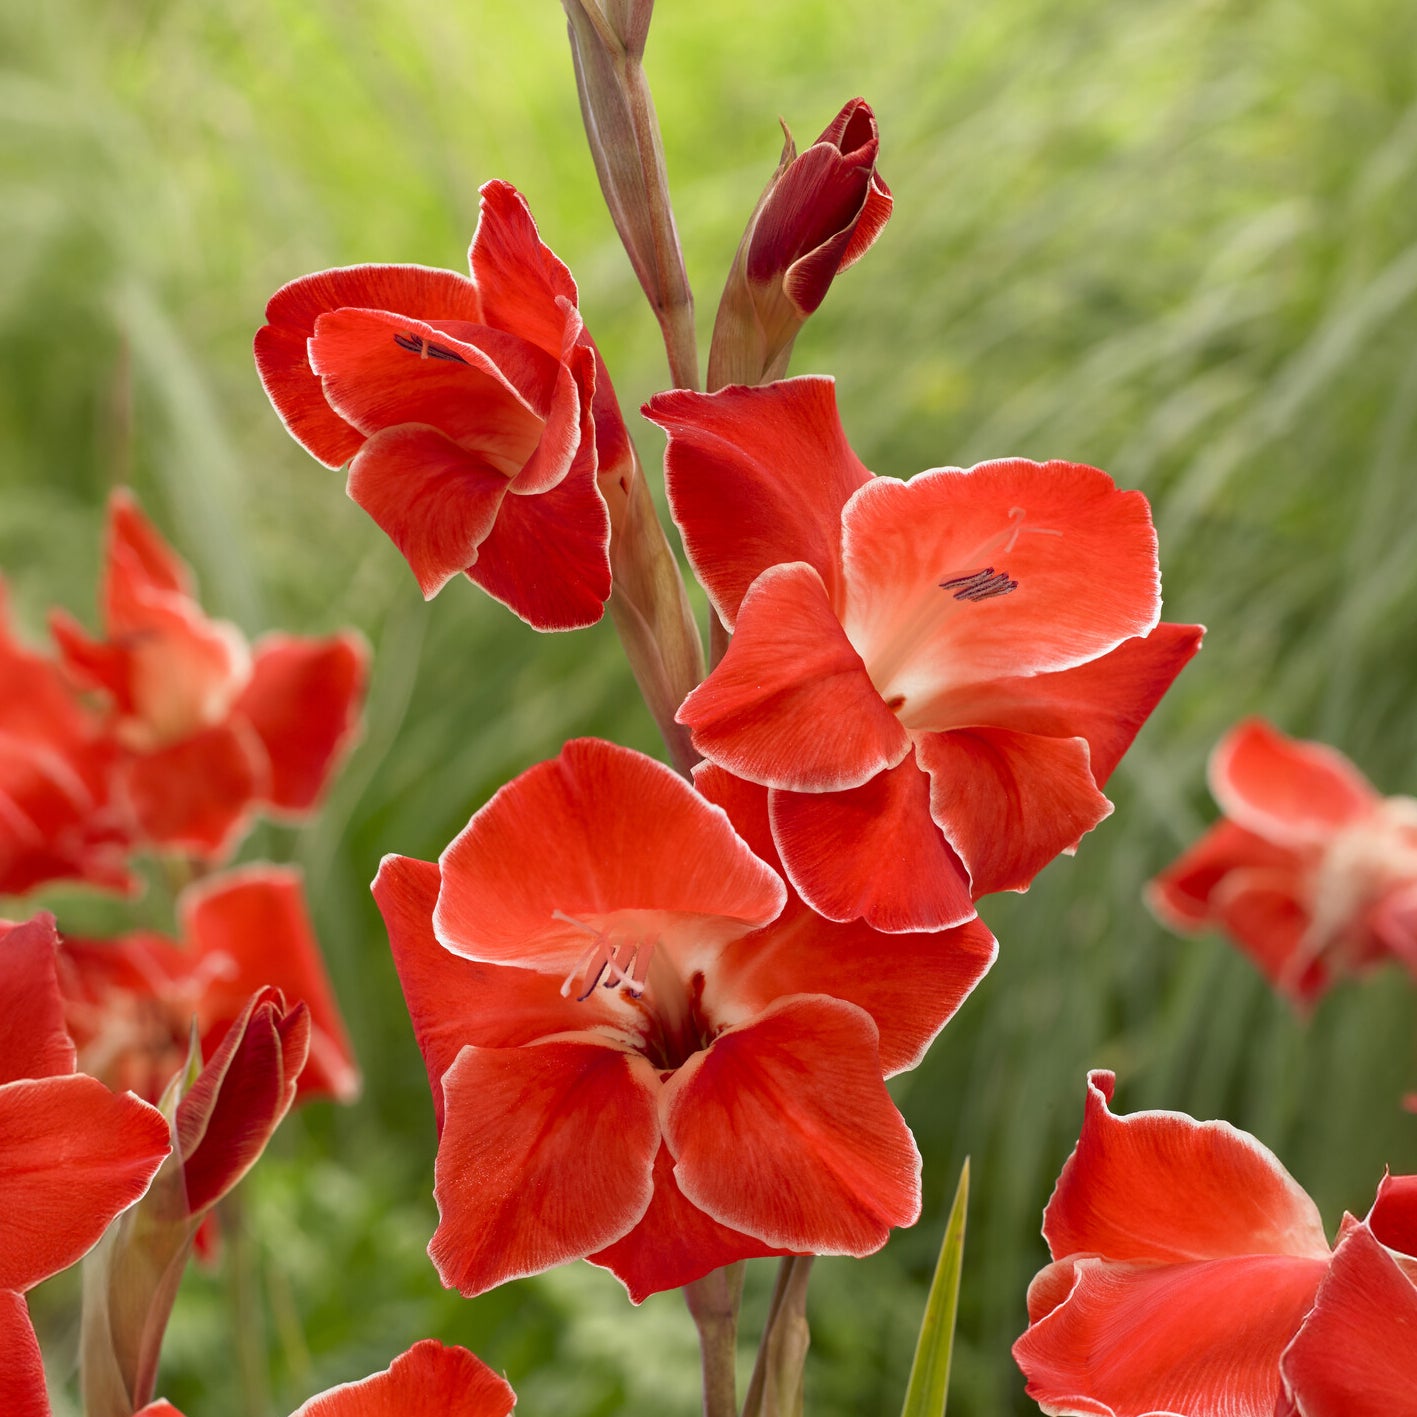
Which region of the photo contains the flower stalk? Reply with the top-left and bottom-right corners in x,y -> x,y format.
741,1255 -> 815,1417
683,1263 -> 745,1417
561,0 -> 700,390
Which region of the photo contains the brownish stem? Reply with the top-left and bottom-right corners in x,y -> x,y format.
740,1255 -> 815,1417
684,1263 -> 745,1417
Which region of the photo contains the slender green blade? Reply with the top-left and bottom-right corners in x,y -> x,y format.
901,1158 -> 970,1417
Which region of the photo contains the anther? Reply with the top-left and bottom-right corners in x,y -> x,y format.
393,333 -> 424,354
939,567 -> 1018,601
424,342 -> 468,363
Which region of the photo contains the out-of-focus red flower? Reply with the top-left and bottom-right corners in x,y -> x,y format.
50,490 -> 366,861
645,377 -> 1202,934
1277,1174 -> 1417,1416
0,583 -> 133,898
708,98 -> 893,388
375,737 -> 988,1301
0,914 -> 171,1417
59,864 -> 357,1106
1149,718 -> 1417,1007
138,1338 -> 515,1417
255,181 -> 633,630
1011,1071 -> 1417,1417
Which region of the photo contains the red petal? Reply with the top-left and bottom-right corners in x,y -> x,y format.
917,623 -> 1204,785
308,307 -> 553,457
121,721 -> 266,859
435,738 -> 784,978
1014,1252 -> 1327,1417
839,461 -> 1160,707
0,1291 -> 48,1417
1279,1224 -> 1417,1417
461,431 -> 612,631
256,263 -> 485,469
346,425 -> 509,599
769,754 -> 975,933
917,727 -> 1113,897
698,761 -> 996,1076
1209,719 -> 1378,847
104,489 -> 190,606
469,180 -> 580,359
662,995 -> 919,1254
589,1143 -> 787,1304
841,171 -> 892,270
237,632 -> 367,813
1042,1071 -> 1330,1266
1147,818 -> 1298,930
0,1072 -> 170,1291
135,1406 -> 185,1417
649,378 -> 872,627
429,1041 -> 660,1296
1367,1171 -> 1417,1257
373,854 -> 615,1134
1211,868 -> 1331,1007
175,991 -> 309,1215
292,1338 -> 516,1417
0,914 -> 75,1084
180,866 -> 359,1104
678,563 -> 909,791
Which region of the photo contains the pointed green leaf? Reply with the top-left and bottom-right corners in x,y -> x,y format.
900,1158 -> 969,1417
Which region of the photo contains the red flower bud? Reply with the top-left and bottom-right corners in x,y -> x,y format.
708,99 -> 893,389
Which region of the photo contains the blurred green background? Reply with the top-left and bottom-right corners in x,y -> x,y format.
6,0 -> 1417,1412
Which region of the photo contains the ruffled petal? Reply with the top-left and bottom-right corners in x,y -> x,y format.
1042,1071 -> 1330,1265
1147,819 -> 1298,930
256,262 -> 485,468
697,764 -> 996,1076
429,1041 -> 660,1296
1278,1224 -> 1417,1417
839,461 -> 1160,707
120,720 -> 267,859
677,563 -> 909,792
769,755 -> 975,933
292,1338 -> 516,1417
345,424 -> 510,599
104,488 -> 190,605
917,727 -> 1113,897
1210,867 -> 1330,1007
1014,1252 -> 1328,1417
236,632 -> 367,814
589,1144 -> 787,1304
0,914 -> 75,1084
0,1073 -> 170,1291
913,623 -> 1203,781
0,1291 -> 47,1417
435,738 -> 784,977
1209,719 -> 1378,848
662,995 -> 919,1254
1367,1171 -> 1417,1257
461,425 -> 612,632
649,378 -> 872,627
180,865 -> 359,1104
469,180 -> 579,360
373,854 -> 617,1134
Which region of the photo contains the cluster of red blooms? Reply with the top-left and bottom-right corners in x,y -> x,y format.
6,10 -> 1413,1410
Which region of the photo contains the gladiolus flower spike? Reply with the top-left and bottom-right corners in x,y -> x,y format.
375,737 -> 995,1302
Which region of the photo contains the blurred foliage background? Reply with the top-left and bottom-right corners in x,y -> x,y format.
5,0 -> 1417,1412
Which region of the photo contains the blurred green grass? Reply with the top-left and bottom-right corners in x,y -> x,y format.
5,0 -> 1417,1412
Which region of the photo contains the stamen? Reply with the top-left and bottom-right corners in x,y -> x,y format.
939,566 -> 1018,601
393,332 -> 469,364
551,910 -> 657,1001
393,332 -> 423,354
425,341 -> 468,363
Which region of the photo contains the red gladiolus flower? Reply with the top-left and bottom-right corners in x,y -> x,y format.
708,98 -> 893,388
1149,718 -> 1417,1007
255,180 -> 632,630
646,377 -> 1202,933
50,490 -> 367,860
1011,1070 -> 1417,1417
0,583 -> 133,897
59,864 -> 357,1106
375,737 -> 988,1301
0,914 -> 171,1417
1277,1174 -> 1417,1416
137,1338 -> 515,1417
